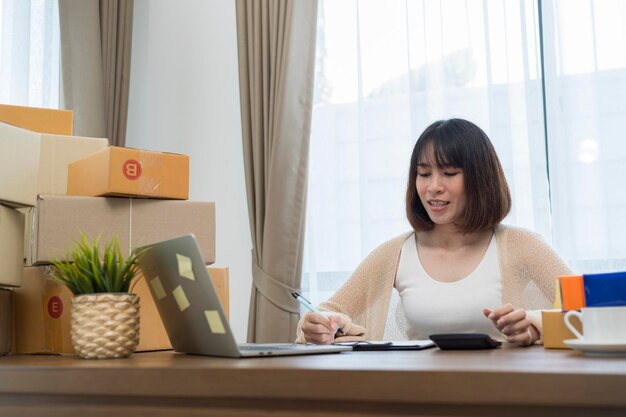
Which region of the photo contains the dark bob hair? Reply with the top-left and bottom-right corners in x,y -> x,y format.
405,118 -> 511,234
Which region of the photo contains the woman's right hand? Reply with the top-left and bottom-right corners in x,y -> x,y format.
300,312 -> 343,344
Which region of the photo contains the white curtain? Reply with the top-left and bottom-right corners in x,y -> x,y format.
0,0 -> 60,108
303,0 -> 626,304
542,0 -> 626,273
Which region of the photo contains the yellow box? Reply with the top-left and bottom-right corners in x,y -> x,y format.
12,266 -> 229,354
67,146 -> 189,200
0,103 -> 73,135
542,309 -> 583,349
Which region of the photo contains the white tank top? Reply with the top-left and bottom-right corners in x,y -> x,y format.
395,233 -> 503,340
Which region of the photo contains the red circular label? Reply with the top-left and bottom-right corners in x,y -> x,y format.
47,296 -> 63,319
123,159 -> 142,180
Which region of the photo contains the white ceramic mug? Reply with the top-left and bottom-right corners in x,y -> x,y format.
564,307 -> 626,343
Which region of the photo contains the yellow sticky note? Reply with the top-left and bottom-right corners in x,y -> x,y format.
172,285 -> 190,311
176,254 -> 195,280
150,276 -> 167,300
204,310 -> 226,334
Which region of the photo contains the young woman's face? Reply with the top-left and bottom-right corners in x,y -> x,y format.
415,150 -> 466,227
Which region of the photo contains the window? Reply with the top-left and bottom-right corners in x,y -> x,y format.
303,0 -> 626,304
545,0 -> 626,272
0,0 -> 60,108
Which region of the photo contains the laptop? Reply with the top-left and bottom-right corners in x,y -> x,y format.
136,234 -> 352,357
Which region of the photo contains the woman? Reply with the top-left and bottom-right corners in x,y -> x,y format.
297,118 -> 572,346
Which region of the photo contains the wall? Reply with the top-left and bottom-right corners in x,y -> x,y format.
126,0 -> 251,341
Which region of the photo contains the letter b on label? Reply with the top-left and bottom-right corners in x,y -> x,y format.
123,159 -> 142,180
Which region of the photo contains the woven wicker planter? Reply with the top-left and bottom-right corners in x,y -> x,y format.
71,293 -> 140,359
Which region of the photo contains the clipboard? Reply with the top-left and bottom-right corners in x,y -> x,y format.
336,340 -> 436,351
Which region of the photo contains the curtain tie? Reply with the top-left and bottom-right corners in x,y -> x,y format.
252,258 -> 300,314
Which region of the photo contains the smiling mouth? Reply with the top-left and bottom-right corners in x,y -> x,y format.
429,201 -> 449,207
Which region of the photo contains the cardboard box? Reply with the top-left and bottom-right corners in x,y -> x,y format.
208,267 -> 229,320
24,195 -> 215,266
0,289 -> 11,355
0,103 -> 73,135
558,275 -> 585,311
542,309 -> 583,349
12,266 -> 229,354
0,122 -> 107,207
38,134 -> 109,195
0,204 -> 25,287
12,267 -> 74,354
67,146 -> 189,200
0,122 -> 41,207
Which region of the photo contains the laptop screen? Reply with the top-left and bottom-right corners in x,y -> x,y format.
137,234 -> 242,357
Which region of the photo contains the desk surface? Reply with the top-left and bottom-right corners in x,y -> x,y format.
1,345 -> 626,417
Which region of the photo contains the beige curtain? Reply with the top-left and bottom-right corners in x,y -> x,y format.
236,0 -> 318,342
59,0 -> 134,146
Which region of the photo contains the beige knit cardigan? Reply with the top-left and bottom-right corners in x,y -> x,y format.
296,225 -> 573,343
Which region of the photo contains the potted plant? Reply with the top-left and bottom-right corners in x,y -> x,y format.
50,234 -> 144,359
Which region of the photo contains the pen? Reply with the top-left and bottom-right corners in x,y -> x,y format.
291,291 -> 344,335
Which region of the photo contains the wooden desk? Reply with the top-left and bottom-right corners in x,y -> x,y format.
1,345 -> 625,417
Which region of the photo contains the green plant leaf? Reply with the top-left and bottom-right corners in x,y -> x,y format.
48,232 -> 145,295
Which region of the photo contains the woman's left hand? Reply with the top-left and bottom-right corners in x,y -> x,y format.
483,304 -> 539,346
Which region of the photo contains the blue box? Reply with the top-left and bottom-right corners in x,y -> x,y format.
583,271 -> 626,307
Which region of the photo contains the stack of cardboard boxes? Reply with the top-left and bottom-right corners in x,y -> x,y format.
0,103 -> 228,355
